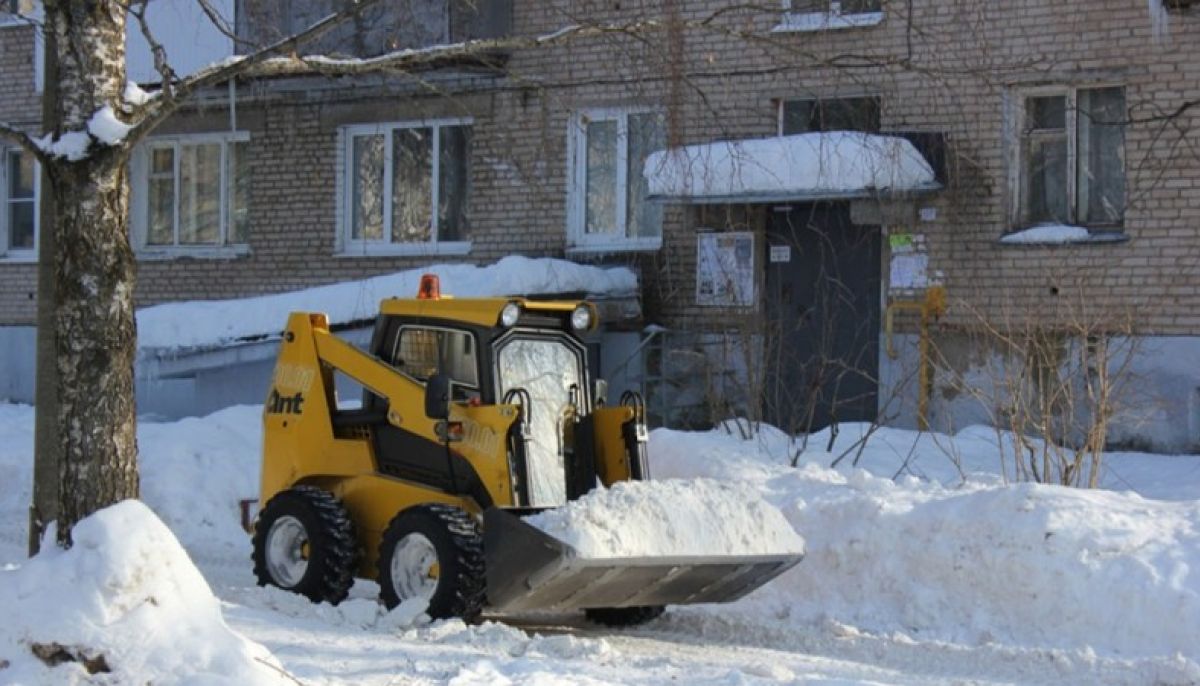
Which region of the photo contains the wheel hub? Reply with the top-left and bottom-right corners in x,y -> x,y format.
266,515 -> 309,588
391,533 -> 440,603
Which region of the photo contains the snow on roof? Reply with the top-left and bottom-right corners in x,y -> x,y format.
644,132 -> 939,203
125,0 -> 235,85
136,256 -> 638,352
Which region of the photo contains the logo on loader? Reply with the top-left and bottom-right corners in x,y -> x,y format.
267,388 -> 305,415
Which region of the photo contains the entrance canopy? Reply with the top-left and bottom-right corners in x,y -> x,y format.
644,132 -> 940,204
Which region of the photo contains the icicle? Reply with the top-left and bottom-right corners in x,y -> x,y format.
1148,0 -> 1170,42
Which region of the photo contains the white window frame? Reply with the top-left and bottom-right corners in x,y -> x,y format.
773,0 -> 884,33
336,118 -> 473,258
566,107 -> 664,254
130,131 -> 251,260
0,147 -> 39,262
1006,85 -> 1127,233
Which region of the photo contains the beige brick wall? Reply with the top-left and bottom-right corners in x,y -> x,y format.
1,1 -> 1198,338
0,22 -> 40,324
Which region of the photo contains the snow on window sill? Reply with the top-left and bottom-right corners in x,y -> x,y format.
0,250 -> 37,263
566,237 -> 663,257
136,244 -> 252,261
336,241 -> 472,258
772,11 -> 884,33
998,224 -> 1128,246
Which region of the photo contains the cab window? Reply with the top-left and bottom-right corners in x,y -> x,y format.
390,326 -> 479,389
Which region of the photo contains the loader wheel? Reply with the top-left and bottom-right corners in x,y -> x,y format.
584,605 -> 666,627
252,486 -> 358,605
378,504 -> 485,620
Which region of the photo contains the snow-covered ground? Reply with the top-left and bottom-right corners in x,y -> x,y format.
2,402 -> 1199,684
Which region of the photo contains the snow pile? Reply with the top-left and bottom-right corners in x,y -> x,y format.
651,426 -> 1200,660
1000,223 -> 1092,244
644,132 -> 937,200
0,500 -> 289,684
525,479 -> 805,558
88,106 -> 133,145
136,256 -> 638,351
137,405 -> 264,558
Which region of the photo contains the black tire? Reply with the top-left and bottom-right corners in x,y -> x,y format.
377,504 -> 485,620
584,605 -> 666,627
252,486 -> 358,605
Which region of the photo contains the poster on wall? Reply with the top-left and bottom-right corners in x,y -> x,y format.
696,231 -> 755,307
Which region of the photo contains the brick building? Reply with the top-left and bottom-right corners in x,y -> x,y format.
1,1 -> 1198,451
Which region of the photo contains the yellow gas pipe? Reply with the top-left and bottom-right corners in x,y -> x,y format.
884,286 -> 947,431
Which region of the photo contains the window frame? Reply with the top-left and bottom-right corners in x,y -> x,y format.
336,118 -> 473,258
774,0 -> 885,33
0,147 -> 38,262
130,131 -> 251,260
1008,85 -> 1127,235
566,107 -> 665,254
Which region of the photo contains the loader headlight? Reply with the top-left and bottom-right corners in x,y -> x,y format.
501,301 -> 522,328
571,304 -> 595,331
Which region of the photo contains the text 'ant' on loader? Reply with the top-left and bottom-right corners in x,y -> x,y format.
252,274 -> 803,626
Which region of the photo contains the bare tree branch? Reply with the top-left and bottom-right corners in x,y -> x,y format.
0,121 -> 49,164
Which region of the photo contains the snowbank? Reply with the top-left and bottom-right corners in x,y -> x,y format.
0,500 -> 288,684
651,426 -> 1200,660
136,256 -> 638,351
644,132 -> 937,200
525,479 -> 804,558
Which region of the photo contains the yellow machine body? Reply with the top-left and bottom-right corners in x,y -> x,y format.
257,293 -> 801,614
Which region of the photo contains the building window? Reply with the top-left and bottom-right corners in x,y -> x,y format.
776,0 -> 884,32
568,108 -> 665,252
1016,87 -> 1126,231
339,119 -> 472,256
132,133 -> 250,256
1,148 -> 37,258
780,96 -> 881,134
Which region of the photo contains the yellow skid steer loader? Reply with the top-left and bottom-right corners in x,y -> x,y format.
253,275 -> 801,625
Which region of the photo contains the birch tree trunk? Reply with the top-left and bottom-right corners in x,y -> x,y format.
42,1 -> 138,545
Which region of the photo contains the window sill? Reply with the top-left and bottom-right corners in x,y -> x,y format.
566,237 -> 663,257
772,11 -> 884,33
998,227 -> 1128,247
0,251 -> 37,263
336,241 -> 472,258
136,244 -> 251,261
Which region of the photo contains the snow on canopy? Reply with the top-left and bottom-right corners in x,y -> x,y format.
136,256 -> 638,351
644,132 -> 938,202
0,500 -> 289,685
1000,223 -> 1093,245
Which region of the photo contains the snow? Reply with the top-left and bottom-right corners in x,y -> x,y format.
2,403 -> 1199,683
123,81 -> 155,106
644,132 -> 937,201
0,500 -> 288,684
125,0 -> 235,85
525,479 -> 804,558
1000,223 -> 1093,244
34,131 -> 91,162
87,106 -> 133,145
650,424 -> 1200,660
135,256 -> 639,351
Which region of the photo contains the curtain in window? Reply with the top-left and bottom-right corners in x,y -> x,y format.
179,143 -> 222,245
438,125 -> 472,242
392,127 -> 433,243
585,119 -> 618,235
1077,87 -> 1126,227
1022,95 -> 1069,225
352,135 -> 385,240
626,112 -> 665,238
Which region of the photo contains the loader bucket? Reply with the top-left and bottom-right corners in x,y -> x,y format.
483,508 -> 803,613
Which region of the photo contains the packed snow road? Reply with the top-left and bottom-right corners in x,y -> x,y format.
3,403 -> 1200,684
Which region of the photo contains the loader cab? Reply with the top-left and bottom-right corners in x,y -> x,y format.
357,288 -> 601,509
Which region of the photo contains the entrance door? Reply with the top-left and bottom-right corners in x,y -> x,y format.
764,203 -> 882,433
